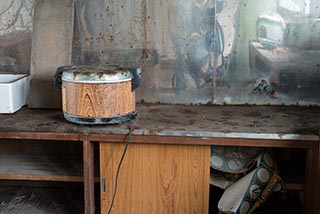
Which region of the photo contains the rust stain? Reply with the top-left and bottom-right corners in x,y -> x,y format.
250,123 -> 257,128
182,108 -> 197,114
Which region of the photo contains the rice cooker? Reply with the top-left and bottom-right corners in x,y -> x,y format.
54,65 -> 141,125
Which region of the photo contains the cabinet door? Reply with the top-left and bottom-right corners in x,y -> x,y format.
100,142 -> 210,214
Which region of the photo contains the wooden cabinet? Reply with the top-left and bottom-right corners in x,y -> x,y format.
100,142 -> 210,214
0,106 -> 319,214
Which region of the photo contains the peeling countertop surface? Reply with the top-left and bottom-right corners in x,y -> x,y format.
0,104 -> 319,141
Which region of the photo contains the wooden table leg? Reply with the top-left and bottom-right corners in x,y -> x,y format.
83,140 -> 95,214
304,145 -> 319,214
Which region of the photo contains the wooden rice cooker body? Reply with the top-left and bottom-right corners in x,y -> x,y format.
62,80 -> 135,118
55,65 -> 140,125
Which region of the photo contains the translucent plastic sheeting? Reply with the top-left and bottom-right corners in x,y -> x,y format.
0,0 -> 33,74
73,0 -> 320,105
73,0 -> 215,104
214,0 -> 320,105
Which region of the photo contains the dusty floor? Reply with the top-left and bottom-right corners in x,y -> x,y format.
0,186 -> 83,214
0,185 -> 302,214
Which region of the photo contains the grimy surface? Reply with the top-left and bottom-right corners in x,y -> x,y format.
0,104 -> 319,141
0,186 -> 83,214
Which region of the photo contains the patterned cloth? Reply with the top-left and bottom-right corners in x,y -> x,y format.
211,147 -> 284,214
210,146 -> 262,173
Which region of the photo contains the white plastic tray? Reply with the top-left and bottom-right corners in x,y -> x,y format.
0,74 -> 29,113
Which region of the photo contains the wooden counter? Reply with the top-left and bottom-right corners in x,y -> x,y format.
0,105 -> 319,214
0,104 -> 318,141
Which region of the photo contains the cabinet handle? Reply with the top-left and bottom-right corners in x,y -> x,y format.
102,178 -> 106,192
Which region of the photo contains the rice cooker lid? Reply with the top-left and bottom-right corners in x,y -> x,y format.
62,65 -> 133,83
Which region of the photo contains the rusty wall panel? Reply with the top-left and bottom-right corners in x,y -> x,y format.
29,0 -> 74,108
72,0 -> 320,106
73,0 -> 215,104
0,0 -> 33,74
73,0 -> 146,66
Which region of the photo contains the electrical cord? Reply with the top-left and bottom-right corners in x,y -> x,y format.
107,129 -> 133,214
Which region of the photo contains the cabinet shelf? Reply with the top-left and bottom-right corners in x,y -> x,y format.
0,153 -> 94,182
